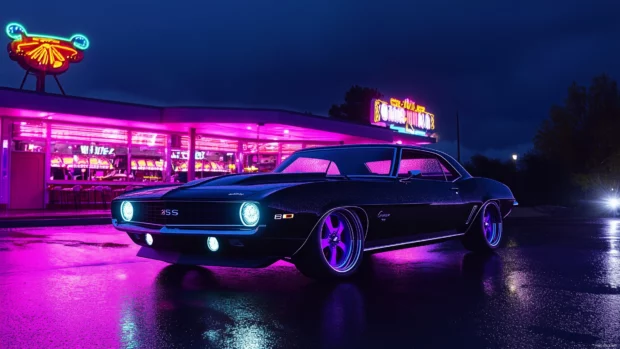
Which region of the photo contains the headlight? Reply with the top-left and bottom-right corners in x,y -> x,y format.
608,198 -> 619,209
239,202 -> 260,227
120,201 -> 134,221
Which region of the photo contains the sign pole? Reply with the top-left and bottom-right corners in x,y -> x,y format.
456,111 -> 461,163
35,72 -> 46,92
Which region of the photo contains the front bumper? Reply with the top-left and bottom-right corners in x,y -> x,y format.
114,219 -> 304,267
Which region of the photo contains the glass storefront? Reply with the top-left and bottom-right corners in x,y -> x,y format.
5,119 -> 341,189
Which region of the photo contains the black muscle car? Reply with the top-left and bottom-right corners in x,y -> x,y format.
111,144 -> 516,279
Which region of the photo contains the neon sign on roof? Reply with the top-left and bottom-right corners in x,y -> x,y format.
6,22 -> 89,75
370,98 -> 435,136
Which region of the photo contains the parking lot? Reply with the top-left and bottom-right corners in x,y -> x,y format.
0,218 -> 618,348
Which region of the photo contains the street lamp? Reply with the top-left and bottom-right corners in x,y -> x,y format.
512,154 -> 518,161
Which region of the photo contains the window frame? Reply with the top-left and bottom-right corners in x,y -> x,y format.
395,148 -> 462,182
275,146 -> 398,177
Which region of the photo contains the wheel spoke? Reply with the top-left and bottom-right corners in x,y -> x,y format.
325,215 -> 336,233
335,220 -> 344,237
337,241 -> 347,253
329,246 -> 338,265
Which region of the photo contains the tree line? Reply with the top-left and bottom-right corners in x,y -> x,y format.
328,75 -> 620,206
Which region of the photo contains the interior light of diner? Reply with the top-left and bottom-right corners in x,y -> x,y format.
14,121 -> 47,139
51,124 -> 128,144
11,121 -> 46,152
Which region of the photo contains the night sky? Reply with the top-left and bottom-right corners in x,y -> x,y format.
1,1 -> 619,161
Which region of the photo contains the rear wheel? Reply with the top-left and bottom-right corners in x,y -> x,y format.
462,201 -> 503,252
293,208 -> 365,279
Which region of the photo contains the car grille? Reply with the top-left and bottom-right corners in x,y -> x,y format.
113,200 -> 245,226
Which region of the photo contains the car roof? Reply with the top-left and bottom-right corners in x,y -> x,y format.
294,144 -> 471,179
295,143 -> 440,156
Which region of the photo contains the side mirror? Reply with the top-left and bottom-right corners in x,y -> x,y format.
408,170 -> 422,178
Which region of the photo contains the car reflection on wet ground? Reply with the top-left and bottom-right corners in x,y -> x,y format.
0,219 -> 619,348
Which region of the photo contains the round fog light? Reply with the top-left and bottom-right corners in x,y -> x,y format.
207,237 -> 219,252
145,233 -> 153,246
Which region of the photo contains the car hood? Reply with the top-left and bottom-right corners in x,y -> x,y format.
116,173 -> 326,201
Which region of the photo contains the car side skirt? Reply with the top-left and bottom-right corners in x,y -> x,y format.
363,230 -> 464,254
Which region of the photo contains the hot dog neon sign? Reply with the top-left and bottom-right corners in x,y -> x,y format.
6,22 -> 89,75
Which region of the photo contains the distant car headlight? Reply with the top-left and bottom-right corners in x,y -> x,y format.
240,202 -> 260,227
120,201 -> 134,221
607,198 -> 619,209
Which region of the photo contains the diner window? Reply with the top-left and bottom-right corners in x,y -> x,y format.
11,121 -> 46,153
49,124 -> 129,181
304,144 -> 335,149
243,142 -> 278,173
130,132 -> 167,183
280,143 -> 302,162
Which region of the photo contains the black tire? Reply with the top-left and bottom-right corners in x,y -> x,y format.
462,201 -> 503,252
293,208 -> 365,280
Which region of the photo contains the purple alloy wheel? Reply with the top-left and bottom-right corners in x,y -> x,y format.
320,211 -> 356,272
483,205 -> 502,247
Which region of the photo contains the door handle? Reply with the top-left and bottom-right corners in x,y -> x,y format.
450,187 -> 459,191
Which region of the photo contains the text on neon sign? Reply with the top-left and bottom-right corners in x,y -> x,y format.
371,98 -> 435,131
171,150 -> 206,160
80,145 -> 114,155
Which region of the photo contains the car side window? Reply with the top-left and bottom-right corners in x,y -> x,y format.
398,150 -> 451,181
365,160 -> 392,175
438,160 -> 459,181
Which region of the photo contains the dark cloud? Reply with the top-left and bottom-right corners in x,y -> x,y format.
1,0 -> 619,159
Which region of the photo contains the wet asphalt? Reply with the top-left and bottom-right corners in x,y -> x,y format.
0,219 -> 619,349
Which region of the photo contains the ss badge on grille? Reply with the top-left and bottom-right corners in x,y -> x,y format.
161,209 -> 179,216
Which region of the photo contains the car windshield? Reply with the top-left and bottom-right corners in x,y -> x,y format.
274,147 -> 396,176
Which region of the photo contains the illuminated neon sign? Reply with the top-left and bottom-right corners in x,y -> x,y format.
370,98 -> 435,136
171,150 -> 206,160
6,23 -> 89,75
80,145 -> 115,156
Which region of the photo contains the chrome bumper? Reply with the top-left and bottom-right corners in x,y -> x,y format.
111,219 -> 264,236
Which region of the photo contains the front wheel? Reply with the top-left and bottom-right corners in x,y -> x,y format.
293,208 -> 365,279
462,201 -> 503,252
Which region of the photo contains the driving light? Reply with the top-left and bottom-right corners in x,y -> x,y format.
206,237 -> 219,252
608,198 -> 619,209
240,202 -> 260,227
120,201 -> 133,221
145,233 -> 153,246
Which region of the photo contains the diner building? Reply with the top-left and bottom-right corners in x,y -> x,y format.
0,88 -> 437,210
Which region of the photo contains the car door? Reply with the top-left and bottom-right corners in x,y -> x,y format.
395,149 -> 469,235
